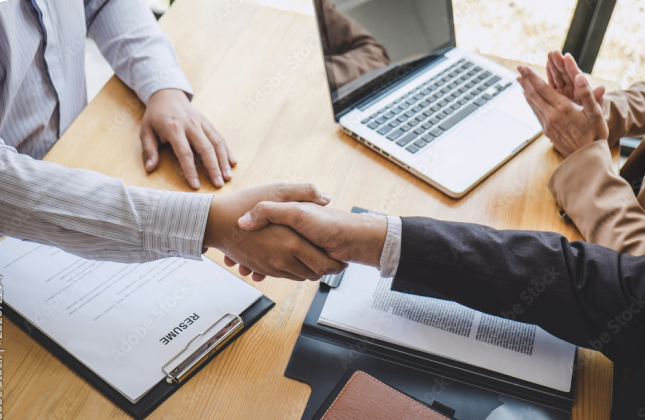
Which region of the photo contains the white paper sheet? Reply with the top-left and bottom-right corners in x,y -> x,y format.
320,264 -> 576,392
0,238 -> 262,403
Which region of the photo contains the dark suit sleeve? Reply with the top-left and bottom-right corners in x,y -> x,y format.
391,217 -> 645,368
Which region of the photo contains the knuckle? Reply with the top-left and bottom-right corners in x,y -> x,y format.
167,119 -> 182,133
178,148 -> 194,161
557,103 -> 570,115
285,239 -> 299,254
274,183 -> 290,201
256,201 -> 271,214
304,183 -> 319,198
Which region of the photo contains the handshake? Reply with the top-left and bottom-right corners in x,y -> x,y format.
202,183 -> 388,281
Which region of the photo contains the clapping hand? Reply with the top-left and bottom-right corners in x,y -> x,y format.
518,64 -> 609,157
546,51 -> 605,106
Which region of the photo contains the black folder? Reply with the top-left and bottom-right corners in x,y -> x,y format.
6,295 -> 274,419
284,207 -> 576,420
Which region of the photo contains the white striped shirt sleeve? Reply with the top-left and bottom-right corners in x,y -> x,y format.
0,140 -> 212,263
85,0 -> 194,104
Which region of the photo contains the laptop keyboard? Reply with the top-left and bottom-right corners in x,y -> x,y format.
360,59 -> 512,154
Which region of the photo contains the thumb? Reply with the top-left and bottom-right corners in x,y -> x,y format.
274,183 -> 331,206
593,85 -> 605,107
238,201 -> 300,231
575,74 -> 602,118
140,124 -> 159,173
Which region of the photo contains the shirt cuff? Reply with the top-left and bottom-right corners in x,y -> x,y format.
379,216 -> 402,278
138,70 -> 195,105
144,191 -> 212,260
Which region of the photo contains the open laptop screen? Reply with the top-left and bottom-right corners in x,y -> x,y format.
314,0 -> 456,120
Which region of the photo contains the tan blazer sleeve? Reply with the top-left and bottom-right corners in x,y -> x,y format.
548,140 -> 645,256
604,82 -> 645,146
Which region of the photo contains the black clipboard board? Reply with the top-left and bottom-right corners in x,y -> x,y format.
6,294 -> 274,419
284,207 -> 576,420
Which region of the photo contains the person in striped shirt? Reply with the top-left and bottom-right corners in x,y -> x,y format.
0,0 -> 346,280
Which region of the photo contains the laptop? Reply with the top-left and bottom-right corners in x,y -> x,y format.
314,0 -> 543,197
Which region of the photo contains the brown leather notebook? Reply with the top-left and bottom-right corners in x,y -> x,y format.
320,371 -> 450,420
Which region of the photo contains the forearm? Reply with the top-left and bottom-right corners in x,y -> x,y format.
0,142 -> 211,262
391,217 -> 645,367
604,82 -> 645,146
86,0 -> 193,104
548,141 -> 645,255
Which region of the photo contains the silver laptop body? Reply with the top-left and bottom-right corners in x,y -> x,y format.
315,0 -> 542,197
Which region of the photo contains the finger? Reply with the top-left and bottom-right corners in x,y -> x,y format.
546,60 -> 556,90
562,53 -> 583,83
203,123 -> 232,183
238,265 -> 253,276
293,240 -> 348,278
552,51 -> 573,85
553,52 -> 576,98
523,92 -> 547,128
251,272 -> 267,282
517,72 -> 552,113
188,125 -> 224,188
167,131 -> 201,189
594,85 -> 605,107
518,66 -> 560,106
140,124 -> 160,173
238,201 -> 301,231
224,256 -> 237,267
225,141 -> 238,167
273,183 -> 331,206
547,55 -> 565,91
575,74 -> 604,122
284,255 -> 323,281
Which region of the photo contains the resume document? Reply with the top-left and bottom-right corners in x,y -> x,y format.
0,238 -> 262,402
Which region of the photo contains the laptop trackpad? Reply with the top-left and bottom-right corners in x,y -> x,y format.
423,109 -> 533,194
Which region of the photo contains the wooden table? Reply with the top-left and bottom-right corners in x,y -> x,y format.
5,0 -> 616,418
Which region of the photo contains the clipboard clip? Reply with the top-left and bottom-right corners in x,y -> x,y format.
162,313 -> 243,384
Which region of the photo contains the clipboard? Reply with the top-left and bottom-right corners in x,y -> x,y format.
284,207 -> 576,420
5,291 -> 274,419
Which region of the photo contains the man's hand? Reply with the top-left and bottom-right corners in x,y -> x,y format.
546,51 -> 605,106
203,184 -> 348,282
518,66 -> 609,157
141,89 -> 237,190
235,202 -> 388,280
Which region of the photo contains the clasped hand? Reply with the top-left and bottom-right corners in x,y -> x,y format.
224,199 -> 388,282
517,51 -> 609,157
204,183 -> 358,282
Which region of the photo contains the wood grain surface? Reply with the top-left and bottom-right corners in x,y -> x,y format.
4,1 -> 616,418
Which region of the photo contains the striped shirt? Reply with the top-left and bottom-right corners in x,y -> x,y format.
0,0 -> 193,158
0,0 -> 212,262
0,139 -> 212,262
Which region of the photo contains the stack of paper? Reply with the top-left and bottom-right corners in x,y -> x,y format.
319,264 -> 576,392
